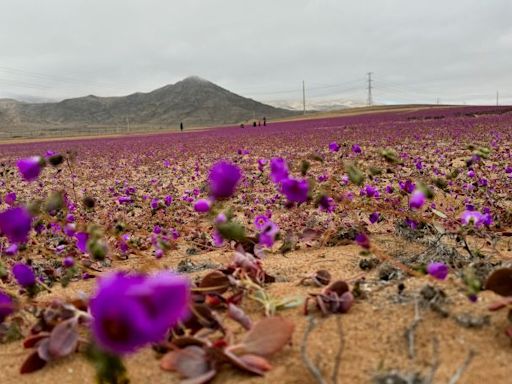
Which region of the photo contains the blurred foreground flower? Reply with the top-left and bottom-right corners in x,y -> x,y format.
460,210 -> 492,227
409,189 -> 426,209
16,156 -> 44,182
90,271 -> 189,355
208,161 -> 241,199
270,157 -> 289,183
0,291 -> 14,323
427,262 -> 449,280
0,207 -> 32,244
281,178 -> 309,203
194,199 -> 211,213
12,263 -> 36,287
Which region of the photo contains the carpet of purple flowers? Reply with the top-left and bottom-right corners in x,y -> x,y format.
0,105 -> 511,383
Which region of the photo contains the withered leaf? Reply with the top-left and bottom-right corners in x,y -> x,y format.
48,318 -> 79,359
160,350 -> 179,371
181,369 -> 217,384
197,271 -> 230,294
485,268 -> 512,297
223,350 -> 270,376
235,317 -> 294,357
488,297 -> 512,311
20,351 -> 47,374
23,333 -> 50,349
228,303 -> 252,330
174,346 -> 210,379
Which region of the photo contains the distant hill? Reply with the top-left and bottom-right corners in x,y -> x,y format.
0,76 -> 297,134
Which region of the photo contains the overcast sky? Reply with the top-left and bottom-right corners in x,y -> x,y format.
1,0 -> 511,106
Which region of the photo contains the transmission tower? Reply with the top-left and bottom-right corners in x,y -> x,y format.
367,72 -> 373,106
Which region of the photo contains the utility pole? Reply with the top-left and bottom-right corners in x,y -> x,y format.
496,91 -> 499,106
436,97 -> 440,105
302,80 -> 306,115
367,72 -> 373,106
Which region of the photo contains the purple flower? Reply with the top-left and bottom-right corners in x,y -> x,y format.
208,161 -> 242,199
64,224 -> 76,237
0,291 -> 14,324
467,170 -> 475,178
351,144 -> 362,154
363,185 -> 378,198
281,178 -> 309,203
17,156 -> 44,182
254,215 -> 269,231
194,199 -> 211,213
164,195 -> 173,206
12,263 -> 36,287
212,230 -> 224,247
405,218 -> 418,230
0,207 -> 32,244
215,212 -> 227,224
257,159 -> 267,172
369,212 -> 380,224
460,210 -> 491,227
426,262 -> 449,280
150,198 -> 159,210
63,256 -> 75,268
318,195 -> 335,213
118,196 -> 132,204
355,233 -> 370,249
270,158 -> 289,183
317,174 -> 328,182
4,243 -> 18,256
4,192 -> 16,206
399,180 -> 416,194
75,232 -> 89,253
89,271 -> 189,355
329,142 -> 340,152
259,221 -> 279,248
409,189 -> 426,209
170,228 -> 180,240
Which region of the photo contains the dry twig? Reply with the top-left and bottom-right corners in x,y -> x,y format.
404,295 -> 422,359
448,350 -> 476,384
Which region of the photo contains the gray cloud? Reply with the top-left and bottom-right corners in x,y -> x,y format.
0,0 -> 511,105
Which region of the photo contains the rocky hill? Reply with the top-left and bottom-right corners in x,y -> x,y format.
0,77 -> 296,133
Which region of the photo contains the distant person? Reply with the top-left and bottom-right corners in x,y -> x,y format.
253,121 -> 257,127
180,122 -> 184,132
240,123 -> 245,128
258,121 -> 261,126
263,116 -> 267,126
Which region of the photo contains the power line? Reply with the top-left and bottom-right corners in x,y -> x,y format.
302,80 -> 306,115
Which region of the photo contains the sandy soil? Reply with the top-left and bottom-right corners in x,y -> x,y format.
1,237 -> 510,384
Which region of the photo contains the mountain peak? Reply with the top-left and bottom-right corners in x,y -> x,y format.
180,75 -> 209,84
